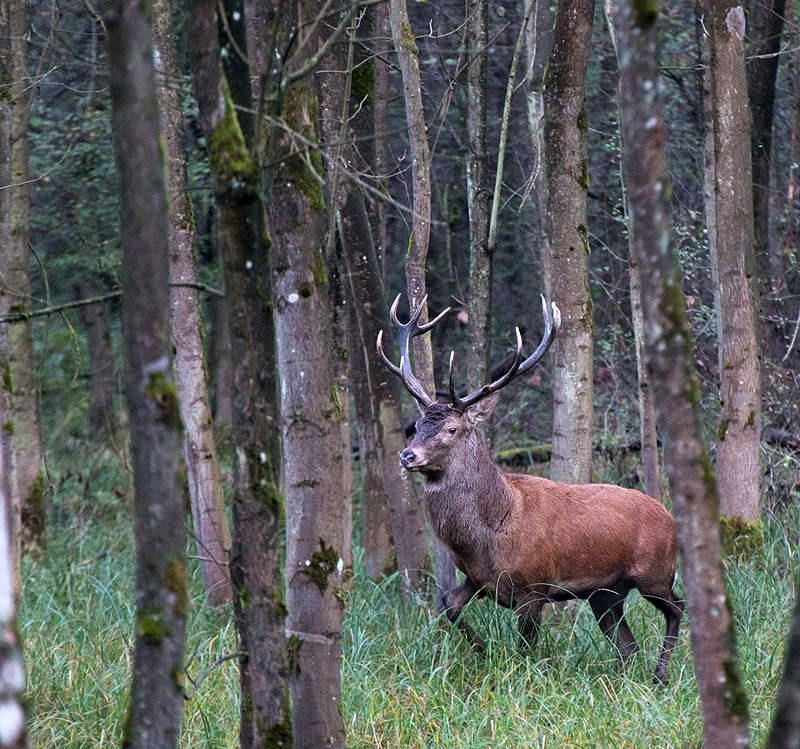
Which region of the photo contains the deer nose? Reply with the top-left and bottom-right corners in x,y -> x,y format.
399,447 -> 417,469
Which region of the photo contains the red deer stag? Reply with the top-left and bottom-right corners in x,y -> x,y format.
377,295 -> 683,684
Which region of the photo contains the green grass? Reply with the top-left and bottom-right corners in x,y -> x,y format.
20,444 -> 798,748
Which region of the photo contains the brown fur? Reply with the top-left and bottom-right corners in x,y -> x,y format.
401,396 -> 683,684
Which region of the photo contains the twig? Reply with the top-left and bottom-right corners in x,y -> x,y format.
0,283 -> 224,323
185,652 -> 244,700
783,306 -> 800,362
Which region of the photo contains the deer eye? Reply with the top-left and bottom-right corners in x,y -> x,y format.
448,426 -> 457,434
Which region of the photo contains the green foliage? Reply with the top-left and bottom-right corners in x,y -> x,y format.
21,428 -> 799,747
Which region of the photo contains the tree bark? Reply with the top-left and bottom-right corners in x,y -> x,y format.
764,581 -> 800,749
700,0 -> 762,522
612,2 -> 751,746
604,0 -> 662,501
186,0 -> 290,743
153,0 -> 232,608
269,46 -> 349,748
389,0 -> 453,605
543,0 -> 595,485
465,0 -> 492,395
74,284 -> 116,436
0,441 -> 26,749
746,0 -> 785,315
102,0 -> 188,746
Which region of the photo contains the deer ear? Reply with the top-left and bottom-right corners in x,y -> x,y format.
466,393 -> 500,425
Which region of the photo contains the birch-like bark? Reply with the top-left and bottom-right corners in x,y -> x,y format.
153,0 -> 232,607
612,2 -> 750,746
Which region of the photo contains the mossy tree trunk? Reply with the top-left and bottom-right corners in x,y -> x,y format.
102,0 -> 188,746
543,0 -> 595,485
699,0 -> 762,523
153,0 -> 232,608
185,0 -> 290,744
603,0 -> 662,502
612,1 -> 751,746
267,23 -> 349,742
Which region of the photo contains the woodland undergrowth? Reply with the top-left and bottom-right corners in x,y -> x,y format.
19,431 -> 799,749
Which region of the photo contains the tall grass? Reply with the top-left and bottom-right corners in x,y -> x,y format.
20,440 -> 798,747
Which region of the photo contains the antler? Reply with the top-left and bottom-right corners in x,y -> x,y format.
376,294 -> 451,407
449,295 -> 561,413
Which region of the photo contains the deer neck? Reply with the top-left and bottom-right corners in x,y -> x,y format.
423,432 -> 513,556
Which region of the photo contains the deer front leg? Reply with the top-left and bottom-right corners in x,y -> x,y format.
515,598 -> 546,653
442,576 -> 486,654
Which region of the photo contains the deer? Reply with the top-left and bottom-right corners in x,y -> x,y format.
377,294 -> 684,684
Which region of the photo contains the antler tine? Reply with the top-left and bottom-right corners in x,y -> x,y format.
516,296 -> 561,376
377,294 -> 451,408
449,296 -> 560,412
451,327 -> 524,412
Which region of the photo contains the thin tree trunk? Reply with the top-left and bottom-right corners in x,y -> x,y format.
524,0 -> 556,302
186,0 -> 290,743
603,0 -> 661,501
153,0 -> 232,608
0,441 -> 26,749
465,0 -> 492,395
389,0 -> 454,605
269,50 -> 349,749
4,0 -> 44,569
543,0 -> 595,485
765,581 -> 800,748
700,0 -> 762,522
0,1 -> 17,598
612,2 -> 751,746
74,285 -> 116,435
746,0 -> 786,317
103,0 -> 188,745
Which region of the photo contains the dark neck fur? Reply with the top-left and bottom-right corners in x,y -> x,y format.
423,432 -> 513,557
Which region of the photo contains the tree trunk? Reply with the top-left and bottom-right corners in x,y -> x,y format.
269,56 -> 349,749
186,0 -> 290,744
0,441 -> 26,749
74,285 -> 116,436
612,2 -> 751,746
604,0 -> 662,501
1,0 -> 45,573
746,0 -> 785,318
103,0 -> 188,745
153,0 -> 232,608
700,0 -> 762,522
543,0 -> 595,485
389,0 -> 454,606
524,0 -> 556,301
765,582 -> 800,749
465,0 -> 492,395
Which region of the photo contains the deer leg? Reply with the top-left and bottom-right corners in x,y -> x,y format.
643,589 -> 684,685
442,577 -> 486,655
515,598 -> 545,653
589,589 -> 639,666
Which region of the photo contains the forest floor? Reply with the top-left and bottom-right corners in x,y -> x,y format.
21,436 -> 798,748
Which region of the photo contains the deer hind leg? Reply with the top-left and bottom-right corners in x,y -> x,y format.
442,576 -> 487,655
643,588 -> 684,685
588,588 -> 639,666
